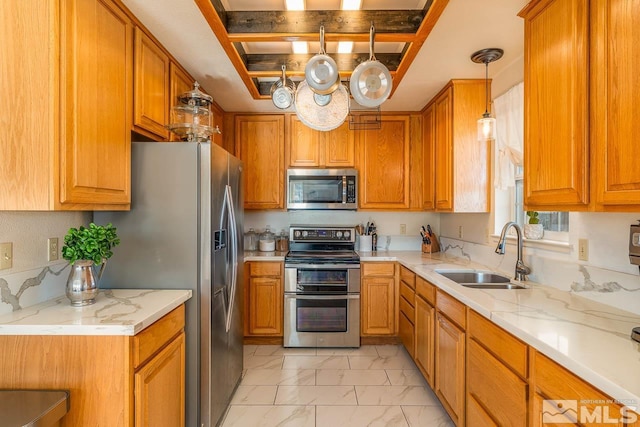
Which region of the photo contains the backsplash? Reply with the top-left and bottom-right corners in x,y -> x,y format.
439,235 -> 640,316
245,211 -> 439,251
0,212 -> 90,315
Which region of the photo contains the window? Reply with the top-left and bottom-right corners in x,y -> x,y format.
494,83 -> 569,241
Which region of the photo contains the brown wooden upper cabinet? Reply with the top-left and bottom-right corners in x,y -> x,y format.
1,0 -> 132,211
134,28 -> 170,141
357,115 -> 412,209
235,115 -> 285,210
287,116 -> 355,168
520,0 -> 640,211
422,80 -> 491,212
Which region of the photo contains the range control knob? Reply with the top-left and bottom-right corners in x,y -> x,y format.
336,231 -> 343,238
302,231 -> 308,237
294,230 -> 301,238
344,231 -> 350,239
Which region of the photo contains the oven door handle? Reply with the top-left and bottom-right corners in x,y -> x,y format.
284,264 -> 361,270
284,294 -> 360,300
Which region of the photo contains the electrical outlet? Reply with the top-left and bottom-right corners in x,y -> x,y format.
578,238 -> 589,261
48,237 -> 59,262
0,242 -> 13,270
485,227 -> 490,243
458,226 -> 464,239
400,224 -> 406,235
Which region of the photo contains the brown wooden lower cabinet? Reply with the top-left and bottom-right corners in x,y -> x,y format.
398,269 -> 416,357
245,261 -> 284,336
414,292 -> 435,387
360,262 -> 396,336
0,305 -> 186,427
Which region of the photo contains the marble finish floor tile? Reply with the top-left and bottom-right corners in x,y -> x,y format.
315,346 -> 378,356
355,385 -> 440,406
230,385 -> 277,405
275,385 -> 357,405
316,369 -> 390,386
316,405 -> 409,427
254,345 -> 318,356
282,355 -> 350,370
223,346 -> 454,426
401,405 -> 455,427
385,369 -> 429,386
348,353 -> 418,370
243,355 -> 284,370
242,369 -> 316,386
221,405 -> 315,427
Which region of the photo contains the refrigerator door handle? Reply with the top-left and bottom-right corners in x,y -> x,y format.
224,184 -> 238,333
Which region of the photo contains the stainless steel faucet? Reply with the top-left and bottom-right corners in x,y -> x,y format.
495,221 -> 531,281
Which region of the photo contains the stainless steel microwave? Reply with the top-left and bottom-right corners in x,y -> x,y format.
287,168 -> 358,210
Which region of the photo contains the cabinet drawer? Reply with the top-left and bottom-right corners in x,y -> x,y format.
416,276 -> 435,305
399,266 -> 415,289
399,281 -> 415,308
132,305 -> 185,368
436,290 -> 466,329
468,310 -> 528,378
399,294 -> 415,322
249,261 -> 281,277
362,262 -> 395,277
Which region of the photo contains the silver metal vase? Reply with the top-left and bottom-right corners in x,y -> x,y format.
65,259 -> 106,306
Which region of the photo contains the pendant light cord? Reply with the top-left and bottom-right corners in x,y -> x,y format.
484,60 -> 489,116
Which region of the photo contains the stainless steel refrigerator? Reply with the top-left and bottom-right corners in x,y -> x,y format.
95,141 -> 244,427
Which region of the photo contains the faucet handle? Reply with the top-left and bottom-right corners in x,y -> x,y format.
515,260 -> 531,280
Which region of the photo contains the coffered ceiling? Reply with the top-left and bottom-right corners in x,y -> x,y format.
120,0 -> 528,113
193,0 -> 447,99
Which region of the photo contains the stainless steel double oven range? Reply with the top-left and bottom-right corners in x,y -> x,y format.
284,225 -> 361,348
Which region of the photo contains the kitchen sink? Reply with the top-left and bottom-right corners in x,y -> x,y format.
435,270 -> 527,290
460,283 -> 527,290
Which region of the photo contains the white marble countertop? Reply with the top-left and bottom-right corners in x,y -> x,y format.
358,250 -> 640,406
244,251 -> 287,261
0,289 -> 192,336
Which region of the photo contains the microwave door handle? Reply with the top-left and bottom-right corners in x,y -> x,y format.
342,176 -> 347,204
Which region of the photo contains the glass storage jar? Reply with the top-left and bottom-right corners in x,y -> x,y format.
259,226 -> 276,252
244,228 -> 258,251
276,229 -> 289,252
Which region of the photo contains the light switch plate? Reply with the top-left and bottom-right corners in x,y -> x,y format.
0,242 -> 13,270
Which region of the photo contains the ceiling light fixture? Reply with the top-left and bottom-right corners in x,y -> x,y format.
337,41 -> 354,54
292,41 -> 308,54
341,0 -> 362,10
471,48 -> 503,142
285,0 -> 305,11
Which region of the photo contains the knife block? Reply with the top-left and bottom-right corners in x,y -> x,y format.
421,234 -> 440,254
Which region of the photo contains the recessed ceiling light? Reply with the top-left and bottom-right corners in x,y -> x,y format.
292,41 -> 309,54
338,41 -> 354,54
341,0 -> 362,10
285,0 -> 305,11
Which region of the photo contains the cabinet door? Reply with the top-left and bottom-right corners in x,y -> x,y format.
169,62 -> 193,141
358,116 -> 411,209
422,104 -> 436,210
520,0 -> 589,209
248,276 -> 283,335
235,115 -> 285,209
434,88 -> 453,211
435,312 -> 465,426
288,116 -> 321,167
467,339 -> 527,426
59,0 -> 132,208
324,122 -> 356,167
135,332 -> 186,427
592,0 -> 640,209
361,277 -> 395,335
415,296 -> 435,387
134,28 -> 170,140
398,310 -> 415,358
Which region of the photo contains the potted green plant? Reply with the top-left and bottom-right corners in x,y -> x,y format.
524,211 -> 544,240
62,223 -> 120,306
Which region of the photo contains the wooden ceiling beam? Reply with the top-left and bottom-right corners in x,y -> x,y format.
225,10 -> 424,34
244,53 -> 401,73
227,32 -> 418,43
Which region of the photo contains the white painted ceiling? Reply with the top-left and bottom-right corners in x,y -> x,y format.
121,0 -> 528,113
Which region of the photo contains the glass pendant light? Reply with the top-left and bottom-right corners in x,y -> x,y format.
471,48 -> 503,142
